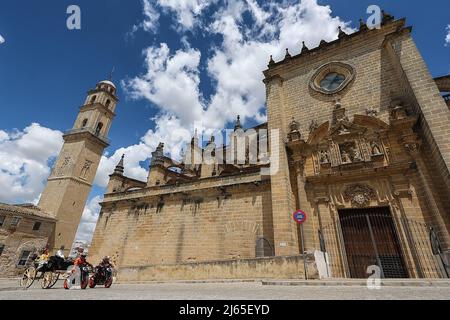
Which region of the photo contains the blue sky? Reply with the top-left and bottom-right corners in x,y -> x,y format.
0,0 -> 449,241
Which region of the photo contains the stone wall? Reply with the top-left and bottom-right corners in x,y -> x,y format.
116,254 -> 318,282
89,174 -> 274,268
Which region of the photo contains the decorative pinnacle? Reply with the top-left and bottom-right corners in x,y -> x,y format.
338,26 -> 347,38
114,154 -> 125,175
284,48 -> 291,60
381,10 -> 394,23
234,115 -> 242,131
301,41 -> 309,53
359,18 -> 368,31
268,55 -> 275,66
190,129 -> 199,148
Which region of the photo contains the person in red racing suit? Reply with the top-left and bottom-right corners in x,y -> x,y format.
72,253 -> 92,272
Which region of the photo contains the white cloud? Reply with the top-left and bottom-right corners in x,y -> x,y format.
0,123 -> 63,204
123,43 -> 203,127
94,142 -> 152,188
158,0 -> 215,30
74,195 -> 103,243
123,0 -> 354,158
0,130 -> 8,142
0,34 -> 4,44
94,115 -> 191,188
446,25 -> 450,46
129,0 -> 160,36
141,0 -> 161,32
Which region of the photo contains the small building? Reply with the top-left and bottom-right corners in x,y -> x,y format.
0,203 -> 56,278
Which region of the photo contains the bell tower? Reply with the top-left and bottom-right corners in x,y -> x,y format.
38,80 -> 118,254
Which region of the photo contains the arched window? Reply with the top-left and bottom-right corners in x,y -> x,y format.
81,119 -> 88,128
255,237 -> 274,258
90,95 -> 97,103
105,99 -> 111,108
95,122 -> 103,135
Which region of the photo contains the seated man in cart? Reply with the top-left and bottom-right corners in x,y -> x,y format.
50,245 -> 67,270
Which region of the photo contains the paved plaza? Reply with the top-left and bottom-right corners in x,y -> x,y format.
0,279 -> 449,300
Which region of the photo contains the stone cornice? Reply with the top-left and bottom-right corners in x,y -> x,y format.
87,88 -> 119,102
79,102 -> 116,118
306,161 -> 412,184
102,171 -> 270,204
63,129 -> 110,148
47,175 -> 93,187
263,18 -> 410,81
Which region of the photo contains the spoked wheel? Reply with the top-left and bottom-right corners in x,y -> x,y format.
20,267 -> 36,289
48,272 -> 60,289
41,272 -> 53,289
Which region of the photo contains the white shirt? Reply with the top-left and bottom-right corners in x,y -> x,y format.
56,250 -> 65,259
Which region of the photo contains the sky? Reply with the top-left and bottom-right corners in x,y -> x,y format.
0,0 -> 449,243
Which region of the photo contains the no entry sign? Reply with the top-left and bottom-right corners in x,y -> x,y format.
293,210 -> 307,225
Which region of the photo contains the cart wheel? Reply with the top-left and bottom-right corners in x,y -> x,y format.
20,267 -> 36,289
41,272 -> 53,289
48,272 -> 60,289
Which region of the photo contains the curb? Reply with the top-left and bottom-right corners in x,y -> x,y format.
261,279 -> 450,287
114,279 -> 263,285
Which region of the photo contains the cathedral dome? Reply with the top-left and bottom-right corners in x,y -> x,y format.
98,80 -> 116,89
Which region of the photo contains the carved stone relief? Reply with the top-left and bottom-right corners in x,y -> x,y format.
80,160 -> 94,179
54,156 -> 74,177
343,184 -> 377,208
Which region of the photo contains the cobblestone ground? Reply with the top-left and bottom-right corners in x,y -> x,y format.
0,280 -> 449,300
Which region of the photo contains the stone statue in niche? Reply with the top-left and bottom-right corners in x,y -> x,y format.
319,150 -> 330,164
80,160 -> 93,179
309,120 -> 319,133
350,146 -> 362,162
371,141 -> 382,155
341,150 -> 352,164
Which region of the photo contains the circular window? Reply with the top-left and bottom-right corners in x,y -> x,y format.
310,62 -> 355,95
320,73 -> 346,92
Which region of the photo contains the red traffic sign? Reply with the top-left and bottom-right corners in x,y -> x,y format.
293,210 -> 307,225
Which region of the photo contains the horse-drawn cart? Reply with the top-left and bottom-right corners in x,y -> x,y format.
19,256 -> 74,289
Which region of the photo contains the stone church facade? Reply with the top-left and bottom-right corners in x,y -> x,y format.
1,13 -> 448,280
89,14 -> 449,280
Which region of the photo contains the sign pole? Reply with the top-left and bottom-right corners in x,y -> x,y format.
300,223 -> 308,280
293,209 -> 308,280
